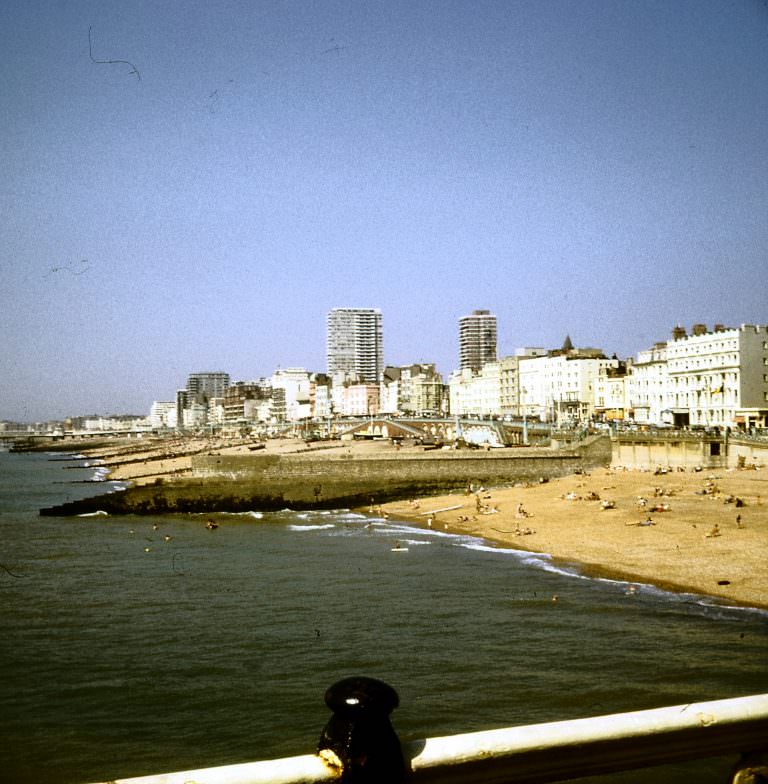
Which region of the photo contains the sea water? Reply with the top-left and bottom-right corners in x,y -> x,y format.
0,449 -> 766,784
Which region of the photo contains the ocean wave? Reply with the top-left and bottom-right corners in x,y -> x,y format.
384,518 -> 765,617
464,541 -> 768,617
287,523 -> 336,531
78,510 -> 109,517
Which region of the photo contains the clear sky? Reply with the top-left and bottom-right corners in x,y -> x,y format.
1,0 -> 766,422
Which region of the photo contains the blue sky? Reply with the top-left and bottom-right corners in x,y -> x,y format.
1,0 -> 766,421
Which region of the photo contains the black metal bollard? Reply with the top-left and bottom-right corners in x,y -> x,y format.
318,677 -> 405,784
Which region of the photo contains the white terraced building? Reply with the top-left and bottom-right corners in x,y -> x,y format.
665,323 -> 768,429
518,351 -> 619,424
628,343 -> 669,425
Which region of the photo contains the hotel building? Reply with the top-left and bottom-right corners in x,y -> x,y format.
665,324 -> 768,429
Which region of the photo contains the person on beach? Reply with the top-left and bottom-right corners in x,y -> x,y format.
705,523 -> 721,538
627,517 -> 655,527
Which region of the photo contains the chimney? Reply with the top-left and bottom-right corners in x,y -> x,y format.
671,325 -> 686,341
713,323 -> 726,332
692,323 -> 707,336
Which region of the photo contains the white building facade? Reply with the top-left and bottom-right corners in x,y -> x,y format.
149,401 -> 177,429
271,368 -> 311,422
665,324 -> 768,428
448,363 -> 502,417
627,344 -> 669,425
518,352 -> 619,424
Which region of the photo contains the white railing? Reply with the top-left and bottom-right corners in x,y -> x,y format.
88,693 -> 768,784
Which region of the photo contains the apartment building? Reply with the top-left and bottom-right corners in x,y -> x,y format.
381,364 -> 444,416
271,368 -> 312,422
459,309 -> 497,372
186,372 -> 230,401
518,349 -> 618,424
327,308 -> 384,383
627,343 -> 668,425
223,381 -> 284,427
449,363 -> 502,416
665,324 -> 768,428
499,350 -> 548,415
594,362 -> 629,421
334,383 -> 380,416
309,374 -> 333,420
149,401 -> 177,429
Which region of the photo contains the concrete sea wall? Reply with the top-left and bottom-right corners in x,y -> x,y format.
40,436 -> 612,516
610,432 -> 768,470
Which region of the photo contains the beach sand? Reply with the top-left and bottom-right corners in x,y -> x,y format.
378,467 -> 768,610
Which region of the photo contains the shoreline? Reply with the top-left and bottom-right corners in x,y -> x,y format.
385,509 -> 768,613
21,437 -> 768,610
372,466 -> 768,611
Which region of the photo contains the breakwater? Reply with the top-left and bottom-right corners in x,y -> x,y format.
39,436 -> 611,515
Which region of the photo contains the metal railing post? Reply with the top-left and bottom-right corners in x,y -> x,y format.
317,676 -> 404,783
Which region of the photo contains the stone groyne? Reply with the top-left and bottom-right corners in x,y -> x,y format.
39,436 -> 611,516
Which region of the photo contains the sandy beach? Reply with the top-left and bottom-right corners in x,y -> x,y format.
88,437 -> 768,609
378,466 -> 768,610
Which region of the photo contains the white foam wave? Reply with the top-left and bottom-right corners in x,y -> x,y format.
355,510 -> 766,618
78,510 -> 109,517
287,523 -> 336,531
461,541 -> 542,557
379,522 -> 461,539
107,482 -> 128,492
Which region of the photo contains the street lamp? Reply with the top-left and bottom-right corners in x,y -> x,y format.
521,387 -> 528,445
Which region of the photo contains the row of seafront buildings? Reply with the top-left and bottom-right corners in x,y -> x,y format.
7,311 -> 765,438
452,322 -> 768,430
148,312 -> 768,435
150,362 -> 446,435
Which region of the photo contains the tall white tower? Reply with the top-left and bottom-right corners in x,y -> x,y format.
459,310 -> 497,372
327,308 -> 383,383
